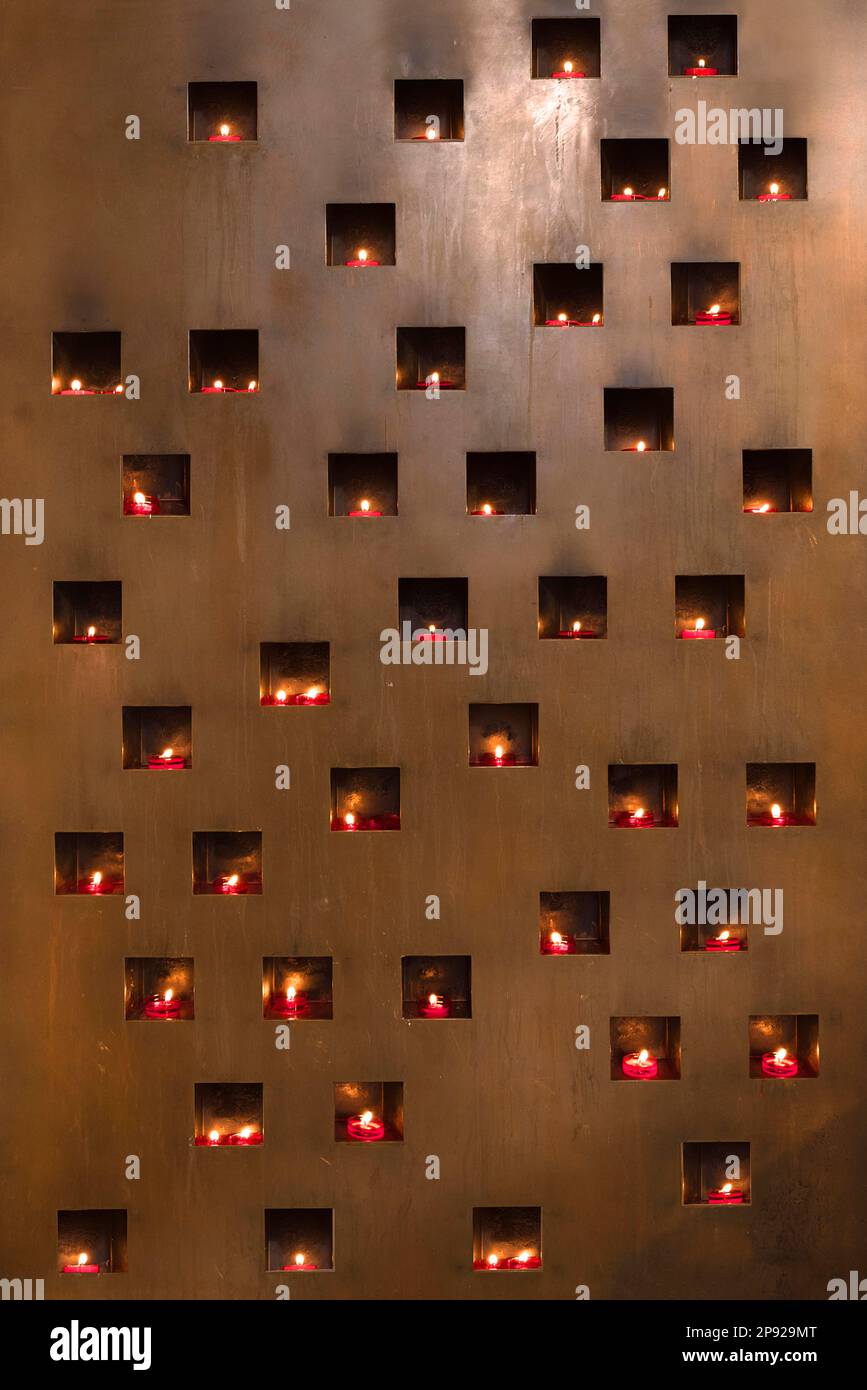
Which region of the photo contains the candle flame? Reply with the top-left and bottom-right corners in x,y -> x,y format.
592,313 -> 601,324
425,126 -> 438,140
360,1110 -> 374,1128
115,384 -> 124,393
636,440 -> 647,452
482,502 -> 493,515
219,123 -> 231,137
633,808 -> 645,820
698,58 -> 706,68
774,1048 -> 788,1064
133,491 -> 147,506
517,1250 -> 531,1264
623,187 -> 633,197
564,61 -> 573,74
85,624 -> 96,638
213,379 -> 223,390
91,871 -> 102,886
305,687 -> 320,700
771,803 -> 782,819
77,1252 -> 88,1267
720,1182 -> 732,1194
430,371 -> 440,383
658,188 -> 667,199
226,873 -> 239,887
344,812 -> 356,827
161,747 -> 174,760
275,689 -> 288,703
753,502 -> 770,513
770,182 -> 780,195
287,985 -> 296,1002
638,1049 -> 650,1064
708,304 -> 721,315
294,1253 -> 305,1266
359,498 -> 371,512
551,931 -> 563,945
572,621 -> 582,633
208,1129 -> 220,1142
239,1126 -> 253,1139
357,248 -> 368,262
719,931 -> 730,942
248,380 -> 257,391
494,744 -> 504,760
429,993 -> 443,1008
695,618 -> 706,631
164,988 -> 173,1003
558,312 -> 568,323
487,1254 -> 499,1267
71,379 -> 82,392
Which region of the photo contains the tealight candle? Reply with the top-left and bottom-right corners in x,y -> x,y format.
283,1253 -> 318,1271
202,378 -> 226,393
83,870 -> 105,894
124,488 -> 159,516
758,182 -> 791,203
707,1182 -> 743,1206
705,930 -> 741,953
611,185 -> 637,202
614,807 -> 655,827
558,620 -> 597,639
622,1048 -> 658,1079
542,929 -> 575,955
623,439 -> 648,453
746,502 -> 772,514
695,303 -> 732,326
552,59 -> 585,79
60,378 -> 97,395
220,873 -> 241,894
209,122 -> 241,143
143,988 -> 183,1019
346,1110 -> 385,1142
349,498 -> 382,517
415,370 -> 456,389
345,247 -> 380,268
147,746 -> 186,769
73,624 -> 110,644
685,57 -> 718,76
63,1252 -> 99,1274
418,992 -> 451,1018
228,1125 -> 263,1146
270,984 -> 308,1019
682,617 -> 716,640
751,801 -> 795,827
471,502 -> 498,516
761,1047 -> 799,1078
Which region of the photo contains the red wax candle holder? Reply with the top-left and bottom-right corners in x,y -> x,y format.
208,133 -> 242,142
269,991 -> 308,1019
473,1255 -> 541,1270
124,494 -> 160,516
59,387 -> 97,395
757,192 -> 791,202
541,932 -> 575,955
345,257 -> 380,267
216,876 -> 249,894
695,312 -> 732,326
761,1051 -> 799,1078
558,627 -> 597,638
261,691 -> 330,706
195,1130 -> 263,1146
622,1051 -> 658,1079
684,66 -> 718,76
705,934 -> 741,953
143,995 -> 183,1019
348,507 -> 382,517
552,69 -> 585,79
707,1188 -> 743,1206
73,632 -> 111,644
62,1262 -> 100,1273
282,1260 -> 318,1271
476,751 -> 521,767
470,507 -> 500,515
147,755 -> 186,769
77,876 -> 121,895
417,994 -> 451,1018
346,1114 -> 385,1142
681,626 -> 716,639
612,811 -> 656,828
749,810 -> 801,827
331,813 -> 401,831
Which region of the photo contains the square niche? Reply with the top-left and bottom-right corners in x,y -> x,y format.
394,79 -> 464,141
469,703 -> 538,767
739,139 -> 807,201
58,1210 -> 127,1275
473,1207 -> 542,1271
192,830 -> 263,894
193,1082 -> 263,1147
675,575 -> 745,640
746,763 -> 816,827
125,957 -> 194,1021
328,452 -> 398,517
122,454 -> 190,517
671,262 -> 740,326
749,1014 -> 819,1079
334,1081 -> 404,1143
263,956 -> 333,1021
402,956 -> 472,1019
122,706 -> 192,770
331,767 -> 401,831
683,1143 -> 751,1206
467,452 -> 536,516
608,764 -> 678,827
398,577 -> 468,638
326,203 -> 396,267
680,897 -> 749,954
604,388 -> 675,452
611,1016 -> 681,1080
531,17 -> 601,79
53,580 -> 121,645
189,329 -> 259,394
396,327 -> 465,390
668,15 -> 738,77
743,449 -> 812,514
539,891 -> 610,956
259,642 -> 330,707
601,140 -> 670,201
188,81 -> 257,142
51,331 -> 122,396
533,264 -> 603,328
55,832 -> 124,896
538,576 -> 606,640
266,1209 -> 333,1273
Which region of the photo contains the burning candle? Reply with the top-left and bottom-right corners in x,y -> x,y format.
143,988 -> 183,1019
685,57 -> 718,76
147,746 -> 186,769
87,871 -> 104,894
63,1252 -> 99,1274
747,502 -> 772,514
753,801 -> 794,827
474,1250 -> 541,1270
206,1129 -> 221,1146
345,247 -> 380,268
346,1109 -> 385,1142
343,812 -> 356,830
623,439 -> 648,453
611,185 -> 636,201
705,930 -> 741,953
283,1253 -> 318,1271
708,1182 -> 743,1206
418,991 -> 451,1018
349,497 -> 382,517
59,377 -> 98,395
682,617 -> 717,640
494,744 -> 506,767
209,122 -> 241,142
271,984 -> 308,1019
558,620 -> 597,638
415,369 -> 456,389
552,58 -> 585,79
221,873 -> 241,894
124,487 -> 159,517
622,1048 -> 658,1079
542,929 -> 575,955
228,1125 -> 263,1145
509,1250 -> 541,1270
695,303 -> 732,326
657,187 -> 668,199
758,182 -> 791,203
73,623 -> 111,644
613,806 -> 655,827
761,1047 -> 799,1078
203,378 -> 225,393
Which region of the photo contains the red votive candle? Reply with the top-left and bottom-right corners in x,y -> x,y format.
559,623 -> 596,638
283,1257 -> 318,1271
541,930 -> 575,955
415,376 -> 456,389
63,1256 -> 99,1274
613,809 -> 655,827
761,1049 -> 799,1078
147,750 -> 186,769
346,1111 -> 385,1142
143,991 -> 183,1019
707,1185 -> 743,1205
705,931 -> 741,953
261,688 -> 329,707
77,872 -> 118,895
227,1127 -> 263,1145
218,874 -> 244,894
345,249 -> 380,267
470,504 -> 500,515
348,501 -> 382,516
269,987 -> 308,1019
681,621 -> 716,639
417,992 -> 451,1018
684,63 -> 718,76
124,491 -> 160,516
331,812 -> 401,831
758,186 -> 791,202
73,627 -> 111,644
209,124 -> 242,142
695,308 -> 732,325
750,804 -> 795,827
622,1049 -> 658,1079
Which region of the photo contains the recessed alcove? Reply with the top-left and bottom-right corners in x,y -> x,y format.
608,764 -> 678,827
746,763 -> 816,827
189,330 -> 259,394
192,831 -> 263,893
55,832 -> 124,896
604,388 -> 674,452
125,957 -> 194,1021
401,956 -> 471,1019
398,578 -> 468,637
328,453 -> 398,517
334,1081 -> 404,1142
680,901 -> 748,954
533,263 -> 603,327
265,1209 -> 334,1273
671,263 -> 740,326
263,956 -> 333,1021
682,1143 -> 750,1206
53,580 -> 121,645
122,454 -> 190,517
668,15 -> 738,76
193,1082 -> 263,1146
259,642 -> 330,706
58,1210 -> 127,1274
538,576 -> 606,640
749,1014 -> 819,1079
331,767 -> 401,831
743,449 -> 813,513
611,1016 -> 682,1080
472,1207 -> 542,1271
122,706 -> 192,769
394,79 -> 464,141
51,331 -> 121,395
469,703 -> 538,767
675,575 -> 745,640
326,203 -> 396,267
539,891 -> 610,956
396,327 -> 465,390
601,140 -> 670,201
739,139 -> 808,201
531,17 -> 601,79
467,452 -> 536,515
187,81 -> 257,142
